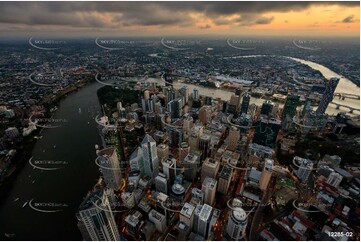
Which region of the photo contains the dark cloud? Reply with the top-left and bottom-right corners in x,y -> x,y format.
0,1 -> 358,29
236,14 -> 275,26
255,16 -> 275,25
199,24 -> 211,29
342,15 -> 355,23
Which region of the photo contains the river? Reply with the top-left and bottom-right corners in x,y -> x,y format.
0,55 -> 358,240
0,81 -> 103,240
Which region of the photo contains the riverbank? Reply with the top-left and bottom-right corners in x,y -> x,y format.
0,78 -> 93,204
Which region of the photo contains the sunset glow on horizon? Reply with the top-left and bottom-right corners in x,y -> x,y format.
0,1 -> 359,38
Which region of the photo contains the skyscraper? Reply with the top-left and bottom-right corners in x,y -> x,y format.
202,177 -> 217,205
141,134 -> 159,178
282,94 -> 299,120
76,189 -> 120,241
183,153 -> 200,181
225,207 -> 247,240
316,77 -> 340,114
180,202 -> 196,228
97,147 -> 122,190
226,126 -> 240,151
168,97 -> 183,119
218,165 -> 233,195
199,134 -> 211,161
197,204 -> 213,238
260,100 -> 273,116
201,158 -> 220,182
294,156 -> 314,183
252,118 -> 281,149
259,158 -> 273,191
193,88 -> 199,101
241,92 -> 250,114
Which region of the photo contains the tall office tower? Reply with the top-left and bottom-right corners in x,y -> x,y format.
326,172 -> 343,188
226,126 -> 240,151
193,204 -> 203,232
202,177 -> 217,205
218,165 -> 233,195
76,189 -> 120,241
119,107 -> 127,119
225,207 -> 247,240
201,158 -> 220,182
199,106 -> 211,124
189,132 -> 200,153
302,98 -> 312,117
260,100 -> 274,116
144,90 -> 150,100
167,89 -> 176,103
259,158 -> 274,191
179,86 -> 189,103
193,88 -> 200,101
168,97 -> 183,119
252,118 -> 281,149
241,92 -> 250,114
97,147 -> 122,190
164,68 -> 174,86
282,94 -> 300,120
157,143 -> 169,163
162,86 -> 170,104
183,116 -> 194,132
178,142 -> 190,164
183,153 -> 200,181
294,156 -> 314,183
149,209 -> 166,232
155,173 -> 168,194
197,204 -> 213,238
141,134 -> 159,178
180,202 -> 196,228
168,127 -> 184,148
155,102 -> 163,114
129,147 -> 144,175
162,158 -> 176,184
205,96 -> 212,105
199,134 -> 211,161
228,95 -> 239,116
316,77 -> 340,114
116,102 -> 123,113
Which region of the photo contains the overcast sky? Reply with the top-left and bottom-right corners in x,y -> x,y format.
0,1 -> 359,38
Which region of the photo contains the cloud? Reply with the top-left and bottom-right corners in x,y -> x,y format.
199,24 -> 211,29
255,16 -> 275,25
0,1 -> 358,31
341,15 -> 355,23
236,14 -> 275,26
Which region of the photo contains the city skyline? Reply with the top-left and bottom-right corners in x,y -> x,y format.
0,1 -> 359,241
